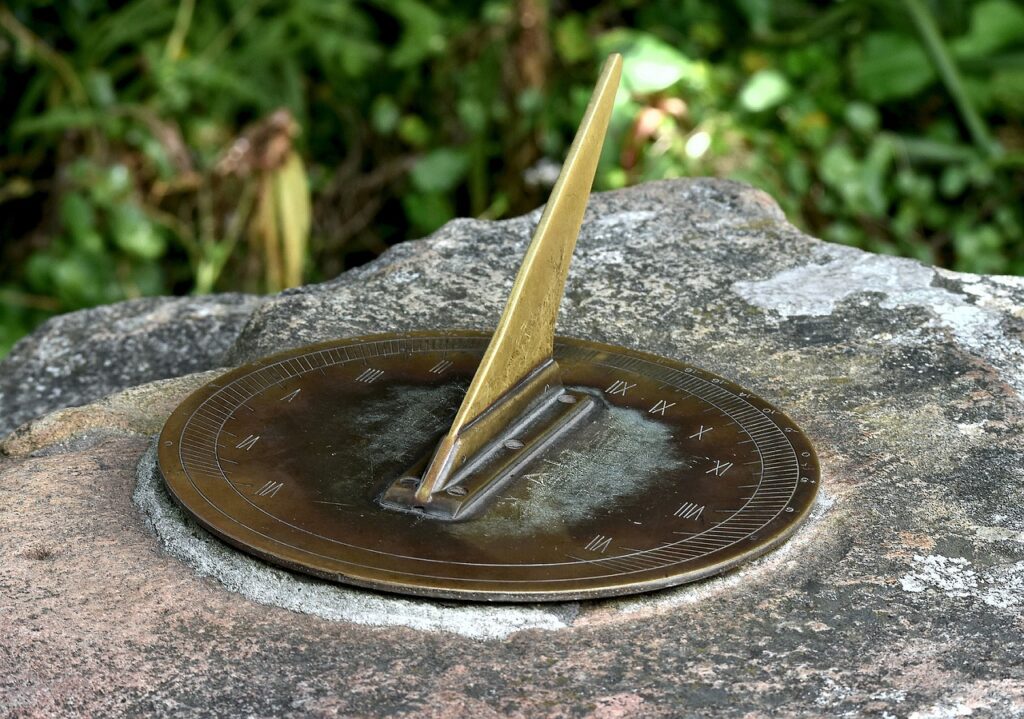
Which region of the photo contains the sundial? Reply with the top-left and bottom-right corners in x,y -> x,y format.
158,55 -> 819,602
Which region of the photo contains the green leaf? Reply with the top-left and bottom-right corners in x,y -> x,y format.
85,70 -> 116,108
852,33 -> 935,102
130,262 -> 165,296
952,0 -> 1024,59
517,87 -> 544,115
953,224 -> 1006,273
739,69 -> 791,112
410,148 -> 469,193
25,252 -> 57,294
990,69 -> 1024,113
824,221 -> 864,247
12,108 -> 106,138
398,115 -> 431,148
91,164 -> 133,205
50,251 -> 118,308
844,101 -> 880,135
555,15 -> 592,64
371,96 -> 401,134
602,32 -> 703,94
110,205 -> 166,261
940,165 -> 969,198
819,142 -> 890,218
734,0 -> 774,35
338,37 -> 385,77
402,192 -> 453,235
384,0 -> 445,68
52,255 -> 98,307
861,138 -> 894,216
820,144 -> 859,190
59,193 -> 95,241
456,98 -> 487,134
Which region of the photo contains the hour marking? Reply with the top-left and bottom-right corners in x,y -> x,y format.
355,368 -> 384,384
674,502 -> 705,520
280,389 -> 302,403
585,535 -> 613,553
429,359 -> 453,374
235,434 -> 260,451
605,380 -> 636,396
255,481 -> 283,497
649,400 -> 676,415
706,460 -> 733,476
690,425 -> 712,440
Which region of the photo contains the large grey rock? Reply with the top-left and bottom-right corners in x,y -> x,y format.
0,294 -> 263,437
1,179 -> 1023,717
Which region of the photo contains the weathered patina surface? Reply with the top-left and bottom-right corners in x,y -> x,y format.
2,179 -> 1022,717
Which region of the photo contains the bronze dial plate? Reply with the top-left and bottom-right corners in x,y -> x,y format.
158,331 -> 819,601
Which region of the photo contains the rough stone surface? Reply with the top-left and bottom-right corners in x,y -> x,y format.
2,179 -> 1023,717
0,293 -> 262,438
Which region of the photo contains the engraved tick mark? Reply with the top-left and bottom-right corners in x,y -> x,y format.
235,434 -> 260,451
649,400 -> 676,415
674,502 -> 705,520
429,359 -> 453,375
355,368 -> 384,384
706,460 -> 733,477
605,380 -> 636,396
585,535 -> 613,553
255,481 -> 283,497
689,425 -> 712,440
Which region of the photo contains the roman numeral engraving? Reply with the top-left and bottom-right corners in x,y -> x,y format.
649,400 -> 675,415
674,502 -> 705,520
280,389 -> 302,403
355,368 -> 384,384
689,425 -> 712,440
706,460 -> 733,476
605,380 -> 635,396
235,434 -> 260,451
585,535 -> 613,553
255,481 -> 283,497
429,359 -> 453,374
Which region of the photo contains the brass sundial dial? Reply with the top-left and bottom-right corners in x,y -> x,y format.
159,56 -> 819,602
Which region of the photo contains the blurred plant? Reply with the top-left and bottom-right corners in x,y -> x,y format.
571,0 -> 1024,272
0,0 -> 1022,357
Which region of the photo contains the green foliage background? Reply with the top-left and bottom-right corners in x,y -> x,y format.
2,0 -> 1023,356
